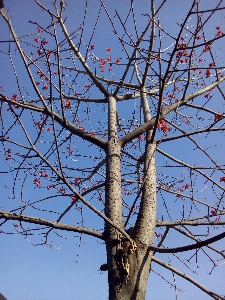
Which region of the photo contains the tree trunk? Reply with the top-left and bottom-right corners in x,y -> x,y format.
110,246 -> 154,300
105,95 -> 126,298
120,141 -> 156,300
105,92 -> 157,299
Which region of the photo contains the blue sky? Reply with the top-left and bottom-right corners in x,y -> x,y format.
0,1 -> 225,299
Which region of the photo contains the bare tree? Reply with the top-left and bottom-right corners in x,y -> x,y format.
1,1 -> 225,299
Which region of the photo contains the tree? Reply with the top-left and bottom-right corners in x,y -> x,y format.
1,1 -> 225,299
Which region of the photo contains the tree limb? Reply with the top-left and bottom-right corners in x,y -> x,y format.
152,256 -> 223,300
149,230 -> 225,253
0,95 -> 107,149
119,76 -> 225,146
0,211 -> 104,239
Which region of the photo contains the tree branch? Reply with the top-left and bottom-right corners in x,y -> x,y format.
157,148 -> 225,191
156,220 -> 225,227
119,76 -> 225,146
174,226 -> 225,259
158,127 -> 225,143
0,95 -> 107,149
58,13 -> 109,97
0,211 -> 104,239
149,230 -> 225,253
152,256 -> 223,300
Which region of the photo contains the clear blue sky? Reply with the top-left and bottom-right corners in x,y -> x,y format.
0,1 -> 225,299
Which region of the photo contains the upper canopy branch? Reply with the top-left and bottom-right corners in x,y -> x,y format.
158,127 -> 225,143
58,17 -> 109,97
119,76 -> 225,147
